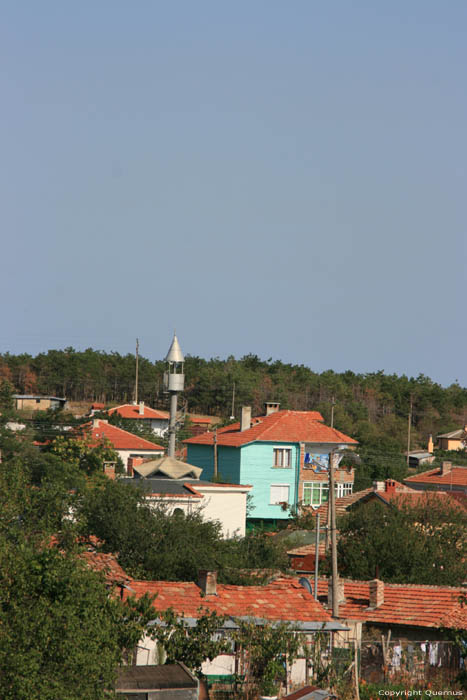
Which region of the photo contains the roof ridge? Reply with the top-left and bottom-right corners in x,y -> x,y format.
317,576 -> 465,591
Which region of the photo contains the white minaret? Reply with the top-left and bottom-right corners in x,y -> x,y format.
164,334 -> 185,457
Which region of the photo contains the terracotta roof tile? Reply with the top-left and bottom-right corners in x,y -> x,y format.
108,404 -> 169,420
124,576 -> 331,623
316,578 -> 467,630
78,420 -> 165,452
80,550 -> 131,586
184,410 -> 357,448
405,466 -> 467,488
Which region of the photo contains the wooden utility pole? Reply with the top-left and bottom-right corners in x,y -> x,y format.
231,381 -> 236,419
406,394 -> 413,466
329,451 -> 339,618
135,338 -> 139,404
213,428 -> 218,479
314,513 -> 320,600
330,396 -> 335,429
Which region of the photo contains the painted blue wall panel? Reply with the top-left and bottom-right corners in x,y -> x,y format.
186,444 -> 241,483
239,442 -> 299,520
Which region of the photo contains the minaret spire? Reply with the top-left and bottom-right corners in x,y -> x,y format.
164,334 -> 185,457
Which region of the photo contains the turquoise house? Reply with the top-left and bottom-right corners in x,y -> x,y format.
185,405 -> 357,527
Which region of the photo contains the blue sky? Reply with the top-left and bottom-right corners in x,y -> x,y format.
1,1 -> 465,386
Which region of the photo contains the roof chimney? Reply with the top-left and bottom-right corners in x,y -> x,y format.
369,579 -> 384,608
240,406 -> 252,432
441,461 -> 452,476
103,462 -> 116,480
264,401 -> 280,416
427,434 -> 434,453
198,570 -> 217,596
385,479 -> 396,495
139,401 -> 144,416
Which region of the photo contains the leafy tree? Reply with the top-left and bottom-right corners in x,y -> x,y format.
233,619 -> 303,696
0,535 -> 155,700
77,478 -> 289,584
49,433 -> 122,475
336,498 -> 467,585
78,478 -> 223,580
0,454 -> 157,700
150,607 -> 230,677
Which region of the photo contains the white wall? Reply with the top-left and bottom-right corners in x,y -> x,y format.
195,486 -> 250,538
136,632 -> 314,686
149,419 -> 169,436
146,486 -> 250,538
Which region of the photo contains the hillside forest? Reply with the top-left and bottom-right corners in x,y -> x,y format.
2,347 -> 466,447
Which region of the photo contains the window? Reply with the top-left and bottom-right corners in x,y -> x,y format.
273,448 -> 292,468
336,482 -> 353,498
303,482 -> 329,506
270,484 -> 290,505
303,481 -> 353,505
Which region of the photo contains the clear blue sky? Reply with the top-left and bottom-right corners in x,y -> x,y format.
1,1 -> 465,386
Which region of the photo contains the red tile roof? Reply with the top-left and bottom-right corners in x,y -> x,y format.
80,550 -> 131,586
108,404 -> 169,420
376,490 -> 467,513
184,410 -> 357,448
405,466 -> 467,488
124,576 -> 331,623
316,578 -> 467,630
79,420 -> 165,452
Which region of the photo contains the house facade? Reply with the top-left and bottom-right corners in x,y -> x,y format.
436,426 -> 467,451
14,394 -> 67,411
185,406 -> 357,525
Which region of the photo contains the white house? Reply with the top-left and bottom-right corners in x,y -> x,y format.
120,456 -> 252,538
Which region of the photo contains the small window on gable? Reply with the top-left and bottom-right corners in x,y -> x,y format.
273,448 -> 292,468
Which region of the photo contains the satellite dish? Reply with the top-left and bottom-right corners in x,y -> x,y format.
299,577 -> 313,596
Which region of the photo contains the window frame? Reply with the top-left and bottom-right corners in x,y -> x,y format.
273,447 -> 293,468
270,483 -> 290,505
302,481 -> 329,506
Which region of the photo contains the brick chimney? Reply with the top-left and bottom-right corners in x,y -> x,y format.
127,457 -> 144,477
103,462 -> 116,480
240,406 -> 252,432
198,570 -> 217,596
264,401 -> 280,416
369,579 -> 385,608
139,401 -> 145,416
385,479 -> 397,495
441,461 -> 452,476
